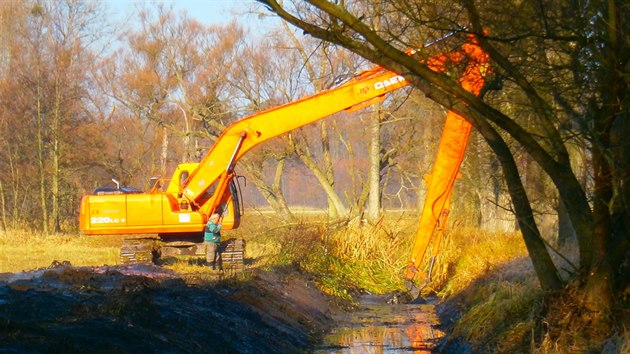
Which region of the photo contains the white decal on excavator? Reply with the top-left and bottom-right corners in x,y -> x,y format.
91,217 -> 125,224
374,75 -> 406,90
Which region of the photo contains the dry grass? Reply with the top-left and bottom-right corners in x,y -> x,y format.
449,279 -> 541,352
423,227 -> 542,352
427,227 -> 531,297
320,214 -> 417,294
536,325 -> 630,354
0,230 -> 121,273
223,211 -> 530,300
0,211 -> 315,275
430,227 -> 629,353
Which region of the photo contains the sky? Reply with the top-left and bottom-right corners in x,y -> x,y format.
105,0 -> 275,30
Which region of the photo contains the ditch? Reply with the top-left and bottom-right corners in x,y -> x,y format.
316,294 -> 444,353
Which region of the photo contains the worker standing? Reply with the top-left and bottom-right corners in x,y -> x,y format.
204,213 -> 222,270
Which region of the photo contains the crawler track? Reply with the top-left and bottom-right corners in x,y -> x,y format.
221,239 -> 246,273
120,237 -> 245,273
120,237 -> 160,264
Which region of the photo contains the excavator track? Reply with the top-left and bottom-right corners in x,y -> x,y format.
120,237 -> 245,273
120,237 -> 161,264
220,239 -> 245,273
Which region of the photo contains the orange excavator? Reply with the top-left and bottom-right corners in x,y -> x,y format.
80,33 -> 489,280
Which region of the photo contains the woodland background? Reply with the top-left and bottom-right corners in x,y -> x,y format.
0,0 -> 523,235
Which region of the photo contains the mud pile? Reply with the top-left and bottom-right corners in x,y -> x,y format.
0,263 -> 335,353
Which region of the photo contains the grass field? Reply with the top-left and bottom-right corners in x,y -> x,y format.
0,231 -> 122,273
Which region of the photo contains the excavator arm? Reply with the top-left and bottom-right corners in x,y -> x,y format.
180,68 -> 408,209
405,35 -> 490,289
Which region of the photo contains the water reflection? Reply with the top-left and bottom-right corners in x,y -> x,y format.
317,295 -> 444,353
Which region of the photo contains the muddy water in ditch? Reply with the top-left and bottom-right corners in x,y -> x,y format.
316,295 -> 444,353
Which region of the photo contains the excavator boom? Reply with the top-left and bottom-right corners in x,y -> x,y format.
181,69 -> 408,206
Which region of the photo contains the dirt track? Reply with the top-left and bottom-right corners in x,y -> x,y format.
0,262 -> 337,353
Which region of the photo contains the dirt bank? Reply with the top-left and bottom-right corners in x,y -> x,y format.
0,262 -> 338,353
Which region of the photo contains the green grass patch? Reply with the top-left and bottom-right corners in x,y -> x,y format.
246,214 -> 417,298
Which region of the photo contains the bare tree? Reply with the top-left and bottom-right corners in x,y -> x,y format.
257,0 -> 629,326
0,0 -> 109,232
99,4 -> 243,184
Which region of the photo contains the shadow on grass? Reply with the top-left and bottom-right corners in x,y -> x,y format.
433,255 -> 541,353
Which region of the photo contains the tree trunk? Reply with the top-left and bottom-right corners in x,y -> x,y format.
608,101 -> 630,272
271,158 -> 295,221
557,199 -> 575,247
583,146 -> 615,313
319,121 -> 339,218
289,134 -> 348,218
0,179 -> 6,231
241,159 -> 296,222
297,150 -> 348,218
580,10 -> 626,311
366,5 -> 383,223
182,109 -> 191,163
281,19 -> 340,217
9,150 -> 19,229
52,130 -> 60,232
36,81 -> 48,234
51,78 -> 61,233
366,104 -> 382,222
472,115 -> 563,292
336,128 -> 365,217
161,126 -> 168,176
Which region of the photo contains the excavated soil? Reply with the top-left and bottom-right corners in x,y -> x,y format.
0,262 -> 338,353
